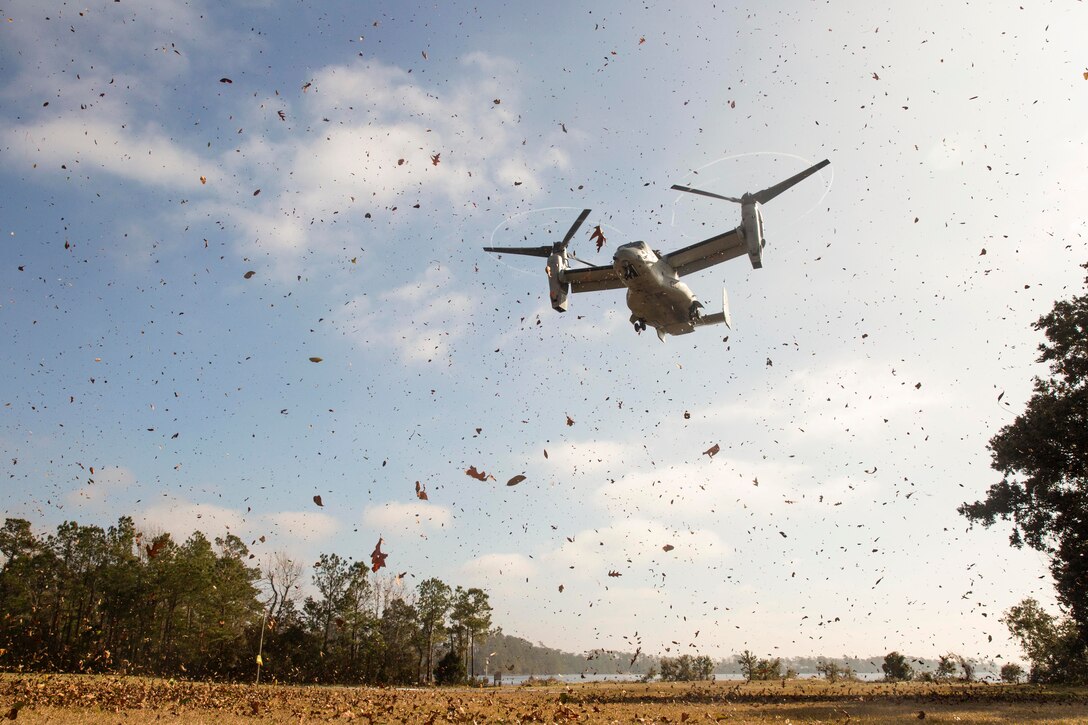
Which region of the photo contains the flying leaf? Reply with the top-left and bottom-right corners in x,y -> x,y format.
415,481 -> 428,500
199,175 -> 207,185
506,474 -> 526,487
277,110 -> 286,121
662,544 -> 675,552
313,494 -> 323,507
566,415 -> 575,427
703,443 -> 720,458
430,153 -> 440,166
243,270 -> 256,279
301,82 -> 312,92
589,225 -> 607,252
145,538 -> 166,559
465,465 -> 493,481
608,570 -> 622,577
219,77 -> 233,83
371,538 -> 387,572
558,584 -> 564,593
309,357 -> 323,363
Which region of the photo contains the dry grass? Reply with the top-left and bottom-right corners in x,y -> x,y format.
2,674 -> 1087,723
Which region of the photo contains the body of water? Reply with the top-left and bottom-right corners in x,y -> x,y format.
490,671 -> 997,685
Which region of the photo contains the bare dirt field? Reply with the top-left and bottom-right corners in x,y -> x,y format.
2,674 -> 1087,723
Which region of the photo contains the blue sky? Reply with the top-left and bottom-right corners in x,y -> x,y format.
2,0 -> 1087,663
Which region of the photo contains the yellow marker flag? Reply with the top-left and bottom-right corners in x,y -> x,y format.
256,654 -> 263,666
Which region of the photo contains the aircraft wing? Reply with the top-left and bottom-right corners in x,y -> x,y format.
561,264 -> 625,293
663,228 -> 745,277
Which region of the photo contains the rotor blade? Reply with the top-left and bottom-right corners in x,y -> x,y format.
670,185 -> 743,204
558,208 -> 592,249
750,158 -> 830,205
483,245 -> 552,258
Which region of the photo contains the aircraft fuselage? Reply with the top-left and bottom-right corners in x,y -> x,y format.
612,241 -> 701,337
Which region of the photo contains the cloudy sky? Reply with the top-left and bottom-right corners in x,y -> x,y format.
2,0 -> 1086,664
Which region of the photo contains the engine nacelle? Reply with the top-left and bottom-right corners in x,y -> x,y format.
547,252 -> 570,312
740,201 -> 765,269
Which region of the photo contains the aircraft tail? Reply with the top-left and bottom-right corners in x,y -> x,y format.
694,287 -> 732,329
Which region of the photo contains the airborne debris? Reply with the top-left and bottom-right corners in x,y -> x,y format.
589,225 -> 607,252
370,538 -> 387,572
465,466 -> 494,481
703,443 -> 720,458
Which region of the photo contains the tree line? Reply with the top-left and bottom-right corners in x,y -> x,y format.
0,516 -> 497,684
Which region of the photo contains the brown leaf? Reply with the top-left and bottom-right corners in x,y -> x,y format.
145,538 -> 166,560
309,357 -> 323,363
506,474 -> 526,487
430,153 -> 440,166
253,189 -> 260,196
608,570 -> 622,577
313,494 -> 323,507
415,481 -> 428,500
421,50 -> 428,60
558,584 -> 564,593
703,443 -> 720,458
465,465 -> 493,481
243,270 -> 256,279
371,537 -> 387,572
199,175 -> 207,185
277,109 -> 286,121
219,77 -> 233,84
566,415 -> 575,427
301,82 -> 312,92
589,225 -> 607,252
662,544 -> 675,552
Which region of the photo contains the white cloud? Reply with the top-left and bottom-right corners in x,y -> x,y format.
264,510 -> 340,542
337,264 -> 476,364
543,518 -> 724,576
461,552 -> 537,581
362,500 -> 453,533
3,118 -> 210,188
137,499 -> 246,542
65,465 -> 137,508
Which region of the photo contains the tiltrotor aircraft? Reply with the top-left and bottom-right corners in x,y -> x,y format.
484,158 -> 830,340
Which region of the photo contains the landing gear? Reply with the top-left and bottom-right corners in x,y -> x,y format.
688,300 -> 704,322
633,319 -> 647,334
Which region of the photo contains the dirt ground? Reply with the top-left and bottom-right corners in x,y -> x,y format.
2,674 -> 1088,723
